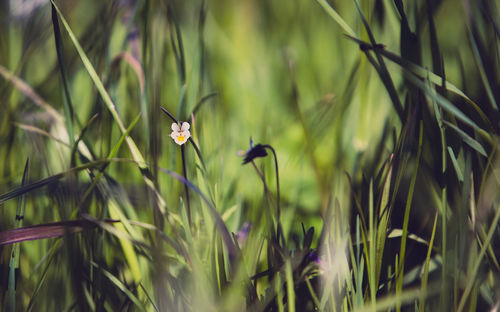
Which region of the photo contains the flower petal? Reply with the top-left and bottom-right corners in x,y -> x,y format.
171,122 -> 180,131
181,122 -> 190,131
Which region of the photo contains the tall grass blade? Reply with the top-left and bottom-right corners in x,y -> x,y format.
368,179 -> 376,304
0,64 -> 63,122
352,0 -> 404,120
0,159 -> 116,205
447,147 -> 464,182
90,261 -> 146,311
107,199 -> 143,283
457,168 -> 500,311
167,5 -> 186,85
26,240 -> 62,311
5,158 -> 29,311
315,0 -> 356,37
441,120 -> 487,157
50,0 -> 168,216
344,35 -> 491,126
403,72 -> 484,133
51,2 -> 75,145
419,212 -> 438,312
375,156 -> 393,291
467,29 -> 498,111
285,259 -> 296,312
396,121 -> 423,312
158,167 -> 237,263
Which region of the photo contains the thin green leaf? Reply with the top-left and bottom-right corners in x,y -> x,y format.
344,35 -> 491,126
314,0 -> 356,37
158,167 -> 238,267
419,212 -> 439,312
285,259 -> 296,312
396,121 -> 423,311
442,120 -> 487,157
27,240 -> 62,311
457,185 -> 500,311
376,156 -> 393,291
0,159 -> 116,205
0,64 -> 63,122
50,0 -> 168,216
352,0 -> 404,120
167,5 -> 186,85
447,147 -> 464,182
91,261 -> 146,311
14,123 -> 70,146
78,113 -> 142,207
51,2 -> 75,145
5,158 -> 29,312
403,72 -> 484,133
467,28 -> 498,110
368,179 -> 376,303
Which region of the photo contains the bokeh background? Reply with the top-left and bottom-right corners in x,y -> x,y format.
1,0 -> 499,311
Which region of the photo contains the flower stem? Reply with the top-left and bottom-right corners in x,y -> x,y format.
263,145 -> 280,235
181,144 -> 191,226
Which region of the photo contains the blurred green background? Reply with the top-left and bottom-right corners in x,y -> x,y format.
1,0 -> 499,310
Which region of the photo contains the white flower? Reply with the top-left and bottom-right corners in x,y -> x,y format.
170,122 -> 191,145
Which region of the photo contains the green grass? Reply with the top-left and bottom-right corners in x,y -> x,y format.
1,0 -> 500,311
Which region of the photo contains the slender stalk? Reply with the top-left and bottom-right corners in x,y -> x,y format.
160,106 -> 178,124
181,144 -> 191,227
161,107 -> 192,226
263,145 -> 280,237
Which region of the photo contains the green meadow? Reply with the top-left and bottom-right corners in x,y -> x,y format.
1,0 -> 499,311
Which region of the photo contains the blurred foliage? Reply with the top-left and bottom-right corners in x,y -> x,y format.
0,0 -> 500,311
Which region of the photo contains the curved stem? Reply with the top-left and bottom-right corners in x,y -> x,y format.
263,145 -> 280,234
160,106 -> 178,124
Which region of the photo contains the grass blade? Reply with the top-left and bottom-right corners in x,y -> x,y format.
467,28 -> 498,111
0,159 -> 117,205
457,187 -> 500,311
403,71 -> 484,133
51,2 -> 75,145
5,158 -> 29,311
419,212 -> 438,312
396,121 -> 423,311
91,261 -> 146,311
344,35 -> 491,127
375,155 -> 393,291
315,0 -> 356,37
285,259 -> 296,312
0,64 -> 63,122
447,147 -> 464,182
50,0 -> 168,216
352,0 -> 404,120
441,120 -> 487,157
158,167 -> 238,266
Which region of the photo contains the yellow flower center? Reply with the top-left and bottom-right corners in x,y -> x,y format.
178,135 -> 185,142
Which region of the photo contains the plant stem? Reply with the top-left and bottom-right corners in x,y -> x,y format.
263,145 -> 280,236
181,144 -> 191,227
